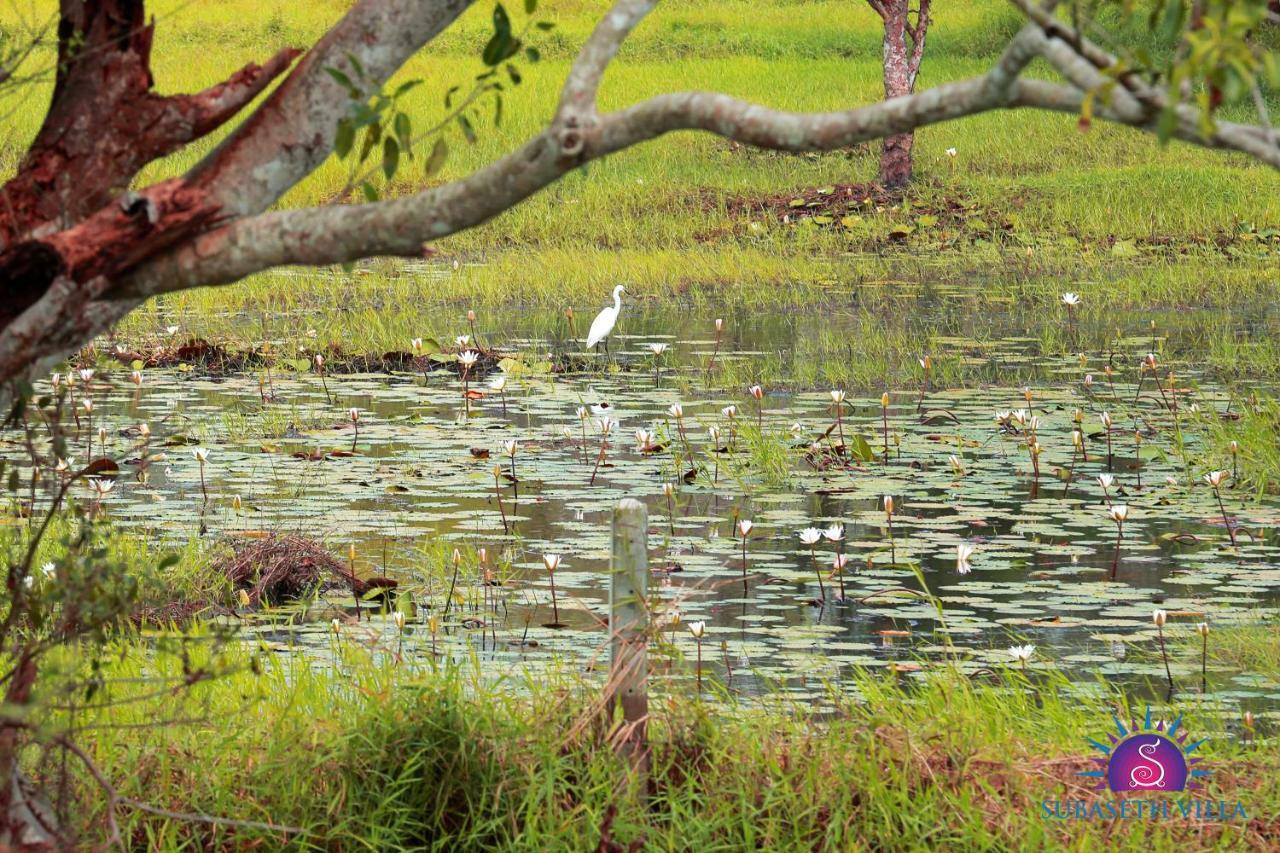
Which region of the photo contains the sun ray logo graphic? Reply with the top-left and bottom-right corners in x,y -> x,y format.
1078,707 -> 1211,792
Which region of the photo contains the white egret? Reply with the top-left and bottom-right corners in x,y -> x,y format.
585,284 -> 625,353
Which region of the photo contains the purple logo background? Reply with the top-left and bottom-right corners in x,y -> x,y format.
1106,735 -> 1189,792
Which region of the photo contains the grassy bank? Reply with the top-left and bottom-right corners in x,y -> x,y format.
42,631 -> 1275,849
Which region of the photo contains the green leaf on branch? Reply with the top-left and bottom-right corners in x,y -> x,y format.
393,112 -> 412,152
382,137 -> 400,180
425,138 -> 449,176
334,119 -> 355,159
458,114 -> 477,144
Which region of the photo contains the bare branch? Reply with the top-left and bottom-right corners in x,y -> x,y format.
865,0 -> 889,21
558,0 -> 657,122
907,0 -> 930,82
164,48 -> 303,141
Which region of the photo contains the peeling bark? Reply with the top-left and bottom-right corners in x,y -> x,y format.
869,0 -> 930,188
0,0 -> 297,342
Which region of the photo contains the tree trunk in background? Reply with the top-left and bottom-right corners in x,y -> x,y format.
868,0 -> 931,188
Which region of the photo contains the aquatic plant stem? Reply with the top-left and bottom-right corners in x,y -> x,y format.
881,400 -> 890,465
1156,622 -> 1175,697
1201,631 -> 1208,694
695,636 -> 703,695
589,433 -> 609,485
443,556 -> 461,620
493,466 -> 509,534
548,570 -> 560,626
705,327 -> 722,385
1212,485 -> 1238,546
1062,446 -> 1077,498
809,545 -> 825,600
1110,524 -> 1123,580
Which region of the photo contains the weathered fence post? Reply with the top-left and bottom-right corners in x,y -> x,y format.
608,498 -> 649,774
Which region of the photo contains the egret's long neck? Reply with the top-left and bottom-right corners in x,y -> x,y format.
612,289 -> 622,311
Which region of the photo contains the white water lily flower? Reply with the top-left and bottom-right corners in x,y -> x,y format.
823,523 -> 845,543
662,482 -> 675,498
945,147 -> 957,158
1061,292 -> 1080,306
489,375 -> 506,392
798,527 -> 822,546
830,389 -> 846,405
956,543 -> 975,574
748,385 -> 763,400
635,429 -> 656,450
1109,504 -> 1129,524
1100,411 -> 1112,428
40,562 -> 55,579
1097,473 -> 1115,490
1083,374 -> 1093,387
708,425 -> 721,443
1008,644 -> 1035,662
543,554 -> 561,572
667,403 -> 683,419
192,447 -> 209,464
737,519 -> 753,537
455,335 -> 471,348
576,406 -> 589,421
78,368 -> 94,383
130,370 -> 143,386
688,620 -> 706,639
502,440 -> 518,457
88,478 -> 114,496
948,454 -> 964,474
648,342 -> 668,355
597,417 -> 616,435
1204,470 -> 1229,488
457,350 -> 479,368
721,405 -> 738,419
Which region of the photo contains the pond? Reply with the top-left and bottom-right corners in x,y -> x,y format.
21,296 -> 1280,714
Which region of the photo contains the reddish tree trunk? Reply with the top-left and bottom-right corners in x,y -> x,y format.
869,0 -> 930,188
880,16 -> 915,188
0,0 -> 298,332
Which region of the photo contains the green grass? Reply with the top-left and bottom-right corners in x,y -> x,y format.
39,633 -> 1276,849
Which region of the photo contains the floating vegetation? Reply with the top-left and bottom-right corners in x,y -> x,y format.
9,308 -> 1280,712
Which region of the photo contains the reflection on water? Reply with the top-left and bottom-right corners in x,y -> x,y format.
16,305 -> 1280,714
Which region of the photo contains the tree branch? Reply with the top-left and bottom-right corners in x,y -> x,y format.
186,0 -> 475,220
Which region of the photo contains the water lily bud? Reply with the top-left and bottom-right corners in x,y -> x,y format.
393,611 -> 406,631
1153,609 -> 1167,628
467,309 -> 476,322
881,391 -> 890,408
1196,622 -> 1209,638
883,495 -> 895,516
131,370 -> 143,386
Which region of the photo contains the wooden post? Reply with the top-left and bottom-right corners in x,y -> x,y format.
608,498 -> 649,773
